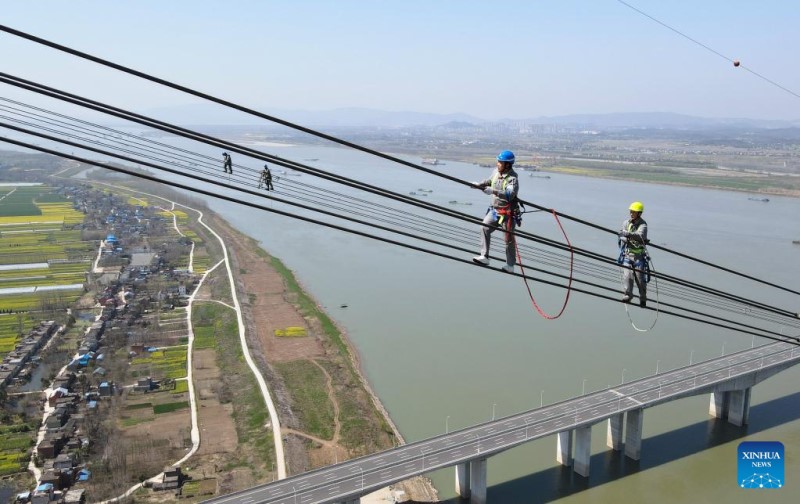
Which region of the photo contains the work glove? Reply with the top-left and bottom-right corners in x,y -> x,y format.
618,230 -> 629,238
483,187 -> 493,195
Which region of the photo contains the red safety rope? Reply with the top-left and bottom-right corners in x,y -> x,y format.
513,209 -> 574,319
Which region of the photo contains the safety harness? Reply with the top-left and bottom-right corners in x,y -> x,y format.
487,171 -> 523,241
615,219 -> 659,331
616,220 -> 651,283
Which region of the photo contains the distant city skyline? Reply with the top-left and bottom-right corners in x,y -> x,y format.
2,1 -> 799,123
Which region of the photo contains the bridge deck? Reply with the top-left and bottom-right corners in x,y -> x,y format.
204,341 -> 799,504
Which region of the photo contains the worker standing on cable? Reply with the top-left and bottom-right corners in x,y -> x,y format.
222,152 -> 233,174
471,150 -> 520,273
619,201 -> 649,306
258,164 -> 273,191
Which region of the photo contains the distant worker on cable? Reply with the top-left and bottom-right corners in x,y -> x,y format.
222,152 -> 233,174
618,201 -> 649,307
471,150 -> 520,273
258,164 -> 273,191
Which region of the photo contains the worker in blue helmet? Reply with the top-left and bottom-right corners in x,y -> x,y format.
471,150 -> 520,273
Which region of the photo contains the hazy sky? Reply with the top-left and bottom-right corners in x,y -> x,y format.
2,1 -> 799,121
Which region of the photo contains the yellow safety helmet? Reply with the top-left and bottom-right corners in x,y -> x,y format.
629,201 -> 644,213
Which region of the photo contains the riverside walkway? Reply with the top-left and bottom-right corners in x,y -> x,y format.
204,340 -> 800,504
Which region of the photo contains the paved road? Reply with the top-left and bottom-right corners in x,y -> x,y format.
85,183 -> 288,501
204,341 -> 800,504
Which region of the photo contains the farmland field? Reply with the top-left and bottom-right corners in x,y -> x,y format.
0,422 -> 35,477
0,184 -> 90,311
129,348 -> 188,381
0,312 -> 35,357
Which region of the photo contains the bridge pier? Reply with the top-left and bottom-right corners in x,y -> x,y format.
455,462 -> 470,499
709,390 -> 729,418
607,413 -> 623,451
556,427 -> 593,477
709,388 -> 751,426
727,388 -> 751,426
454,458 -> 487,504
624,408 -> 643,460
574,426 -> 592,477
469,458 -> 487,504
556,430 -> 573,466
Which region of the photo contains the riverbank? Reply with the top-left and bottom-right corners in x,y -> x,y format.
341,142 -> 800,199
204,212 -> 439,501
541,164 -> 800,198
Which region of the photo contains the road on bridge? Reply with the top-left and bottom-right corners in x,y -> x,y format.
204,341 -> 799,504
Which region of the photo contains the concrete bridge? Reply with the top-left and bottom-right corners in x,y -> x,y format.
203,340 -> 800,504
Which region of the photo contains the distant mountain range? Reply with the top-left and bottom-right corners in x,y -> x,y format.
143,104 -> 800,130
144,104 -> 481,128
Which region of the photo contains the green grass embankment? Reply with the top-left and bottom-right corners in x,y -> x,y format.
272,361 -> 335,440
191,299 -> 274,474
265,252 -> 396,453
546,162 -> 800,195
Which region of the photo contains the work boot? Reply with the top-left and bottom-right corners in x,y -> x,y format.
621,295 -> 632,303
472,255 -> 489,266
639,296 -> 647,307
501,264 -> 515,274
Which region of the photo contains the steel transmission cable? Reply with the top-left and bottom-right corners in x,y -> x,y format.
2,125 -> 798,346
3,91 -> 796,334
0,97 -> 221,171
0,74 -> 636,273
2,99 -> 789,329
41,123 -> 800,328
0,86 -> 609,286
3,82 -> 792,330
0,121 -> 590,294
0,97 -> 588,284
0,95 -> 792,330
1,72 -> 581,256
11,99 -> 789,330
3,133 -> 798,346
3,24 -> 797,299
615,0 -> 800,101
2,74 -> 796,326
0,99 -> 538,264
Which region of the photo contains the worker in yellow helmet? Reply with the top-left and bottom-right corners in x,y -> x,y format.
619,201 -> 648,306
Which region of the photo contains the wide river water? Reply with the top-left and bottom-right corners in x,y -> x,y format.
54,135 -> 800,502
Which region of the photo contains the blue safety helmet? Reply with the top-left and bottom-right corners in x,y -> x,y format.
497,150 -> 515,164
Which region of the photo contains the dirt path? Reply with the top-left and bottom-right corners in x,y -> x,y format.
280,358 -> 344,455
310,358 -> 342,445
